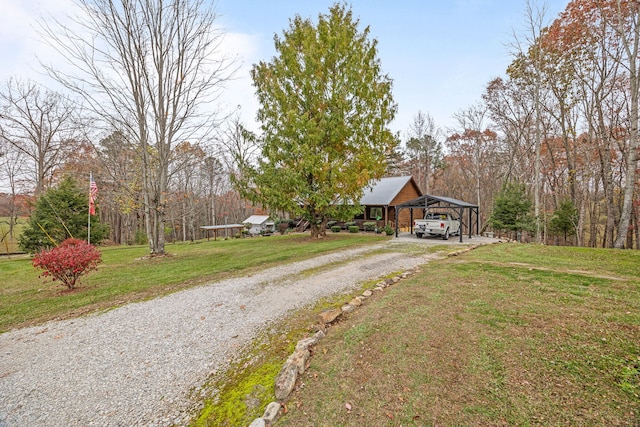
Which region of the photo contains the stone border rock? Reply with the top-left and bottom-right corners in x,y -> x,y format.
247,266 -> 421,427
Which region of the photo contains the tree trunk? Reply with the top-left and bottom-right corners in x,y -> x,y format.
614,0 -> 640,248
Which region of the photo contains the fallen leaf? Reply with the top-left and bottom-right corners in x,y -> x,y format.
386,412 -> 394,419
345,402 -> 352,412
240,305 -> 246,310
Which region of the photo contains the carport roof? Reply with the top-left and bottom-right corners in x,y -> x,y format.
397,194 -> 478,209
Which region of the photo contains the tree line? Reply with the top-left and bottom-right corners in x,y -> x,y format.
1,0 -> 639,251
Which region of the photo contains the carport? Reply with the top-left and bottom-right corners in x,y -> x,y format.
394,195 -> 479,243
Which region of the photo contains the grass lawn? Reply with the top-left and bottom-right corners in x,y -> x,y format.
0,216 -> 27,255
0,233 -> 387,332
273,244 -> 640,426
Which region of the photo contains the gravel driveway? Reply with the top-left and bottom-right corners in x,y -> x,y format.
0,236 -> 482,426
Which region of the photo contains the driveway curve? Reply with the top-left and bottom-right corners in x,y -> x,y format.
0,237 -> 481,426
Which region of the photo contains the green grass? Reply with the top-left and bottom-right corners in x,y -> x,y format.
0,233 -> 387,332
276,244 -> 640,426
0,216 -> 27,254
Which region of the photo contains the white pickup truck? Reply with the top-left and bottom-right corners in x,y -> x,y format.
414,212 -> 460,240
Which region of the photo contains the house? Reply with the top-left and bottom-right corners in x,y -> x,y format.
354,175 -> 422,229
243,215 -> 275,235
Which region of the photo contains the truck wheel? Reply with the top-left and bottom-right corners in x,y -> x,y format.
416,233 -> 423,239
442,229 -> 449,240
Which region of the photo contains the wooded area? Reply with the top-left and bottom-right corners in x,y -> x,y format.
0,0 -> 639,249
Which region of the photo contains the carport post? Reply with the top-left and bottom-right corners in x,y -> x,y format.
459,207 -> 464,243
395,209 -> 399,237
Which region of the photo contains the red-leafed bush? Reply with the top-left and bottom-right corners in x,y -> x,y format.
32,238 -> 102,290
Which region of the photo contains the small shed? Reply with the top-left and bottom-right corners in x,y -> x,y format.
243,215 -> 275,235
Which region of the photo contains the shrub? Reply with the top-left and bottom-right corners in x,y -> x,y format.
384,225 -> 394,235
345,221 -> 356,228
348,226 -> 359,233
331,226 -> 341,233
363,222 -> 376,232
32,238 -> 102,290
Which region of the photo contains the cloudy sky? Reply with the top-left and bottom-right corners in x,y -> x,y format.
0,0 -> 569,137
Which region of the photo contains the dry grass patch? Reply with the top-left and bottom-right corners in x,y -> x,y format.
278,245 -> 640,426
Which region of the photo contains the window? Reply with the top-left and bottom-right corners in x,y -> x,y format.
370,207 -> 383,220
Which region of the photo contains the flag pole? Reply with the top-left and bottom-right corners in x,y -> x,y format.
88,172 -> 92,244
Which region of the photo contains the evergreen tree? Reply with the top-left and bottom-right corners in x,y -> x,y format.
548,198 -> 578,243
19,176 -> 109,253
488,181 -> 535,241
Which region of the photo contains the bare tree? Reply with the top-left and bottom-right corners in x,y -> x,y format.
405,111 -> 442,195
611,0 -> 640,248
0,79 -> 79,195
41,0 -> 235,255
0,136 -> 29,248
217,113 -> 260,175
448,103 -> 499,230
506,0 -> 553,242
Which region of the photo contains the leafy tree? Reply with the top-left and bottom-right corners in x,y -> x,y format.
33,238 -> 102,290
548,198 -> 578,244
488,181 -> 535,241
19,176 -> 108,253
239,4 -> 397,238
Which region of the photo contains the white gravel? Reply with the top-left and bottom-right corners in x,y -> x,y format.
0,239 -> 445,427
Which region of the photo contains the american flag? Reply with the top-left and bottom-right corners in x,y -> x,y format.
89,174 -> 98,215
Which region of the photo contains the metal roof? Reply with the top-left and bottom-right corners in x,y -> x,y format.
397,194 -> 478,209
395,194 -> 480,242
200,224 -> 245,230
360,176 -> 417,206
243,215 -> 274,225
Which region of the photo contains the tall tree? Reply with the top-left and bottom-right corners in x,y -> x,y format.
0,136 -> 28,246
97,130 -> 143,245
506,0 -> 555,243
609,0 -> 640,248
42,0 -> 235,255
0,79 -> 79,195
448,103 -> 499,226
405,111 -> 442,195
217,113 -> 260,175
240,4 -> 397,238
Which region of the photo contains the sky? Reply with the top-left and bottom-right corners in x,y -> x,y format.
0,0 -> 569,139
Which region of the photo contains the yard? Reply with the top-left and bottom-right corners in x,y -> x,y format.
231,244 -> 640,426
272,244 -> 640,426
